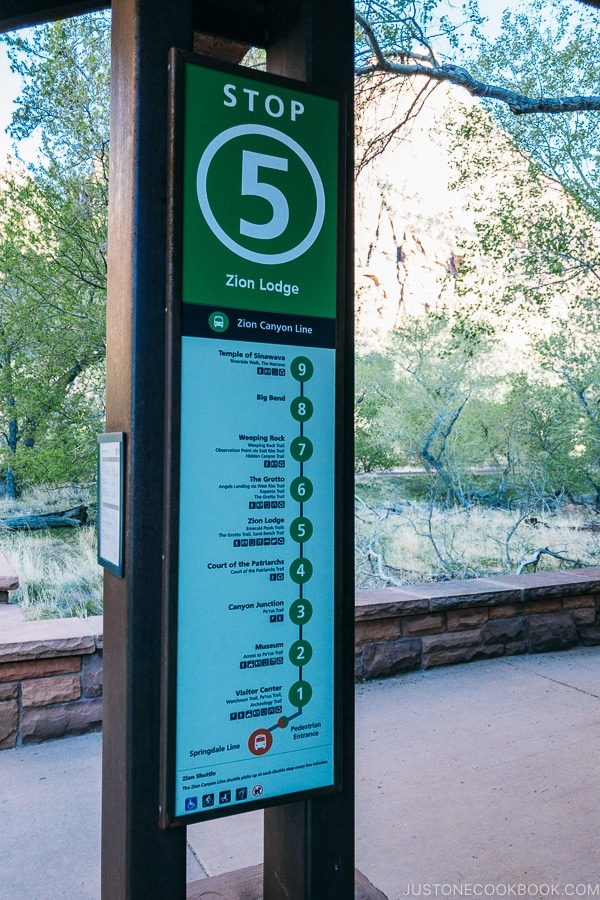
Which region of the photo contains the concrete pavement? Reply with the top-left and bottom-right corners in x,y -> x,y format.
2,647 -> 600,898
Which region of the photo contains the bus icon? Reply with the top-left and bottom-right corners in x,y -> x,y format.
209,311 -> 229,332
248,728 -> 273,756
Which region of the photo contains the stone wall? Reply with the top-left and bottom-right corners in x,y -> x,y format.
355,568 -> 600,681
0,611 -> 103,750
3,568 -> 600,748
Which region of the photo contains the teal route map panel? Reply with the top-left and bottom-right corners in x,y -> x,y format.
175,336 -> 335,818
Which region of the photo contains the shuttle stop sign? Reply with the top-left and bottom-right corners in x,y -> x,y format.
181,61 -> 338,318
166,56 -> 340,824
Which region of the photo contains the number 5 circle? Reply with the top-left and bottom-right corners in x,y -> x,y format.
196,124 -> 326,265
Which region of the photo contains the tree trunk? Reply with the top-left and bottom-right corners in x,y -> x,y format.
2,505 -> 88,531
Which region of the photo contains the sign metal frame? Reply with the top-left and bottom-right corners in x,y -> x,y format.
97,431 -> 125,577
160,49 -> 346,828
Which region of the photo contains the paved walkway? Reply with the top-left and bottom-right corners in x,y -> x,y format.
2,647 -> 600,899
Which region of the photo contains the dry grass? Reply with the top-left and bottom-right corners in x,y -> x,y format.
355,479 -> 600,588
0,484 -> 102,620
4,482 -> 599,616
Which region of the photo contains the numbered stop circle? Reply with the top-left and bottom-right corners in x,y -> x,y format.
290,435 -> 314,462
290,476 -> 313,503
289,680 -> 313,708
290,396 -> 313,422
291,356 -> 314,382
289,598 -> 313,625
289,639 -> 313,667
289,557 -> 313,584
290,516 -> 313,543
197,124 -> 326,265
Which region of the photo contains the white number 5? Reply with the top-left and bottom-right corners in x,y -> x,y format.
240,150 -> 289,241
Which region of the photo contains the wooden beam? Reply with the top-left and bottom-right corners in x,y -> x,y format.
0,0 -> 107,31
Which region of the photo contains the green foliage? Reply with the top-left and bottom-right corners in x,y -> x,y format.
356,308 -> 600,512
356,311 -> 496,502
470,0 -> 600,217
355,350 -> 400,471
443,4 -> 600,522
0,14 -> 109,493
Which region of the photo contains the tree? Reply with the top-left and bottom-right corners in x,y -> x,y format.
355,0 -> 600,116
467,0 -> 600,218
355,310 -> 496,498
0,14 -> 109,494
443,14 -> 600,515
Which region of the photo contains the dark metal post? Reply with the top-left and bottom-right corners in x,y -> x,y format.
1,1 -> 355,897
263,1 -> 356,898
101,1 -> 193,897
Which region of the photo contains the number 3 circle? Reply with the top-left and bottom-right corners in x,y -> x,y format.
196,124 -> 326,265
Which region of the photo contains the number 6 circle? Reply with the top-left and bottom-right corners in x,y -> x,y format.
196,124 -> 326,265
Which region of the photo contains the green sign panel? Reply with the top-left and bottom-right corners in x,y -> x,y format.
163,55 -> 340,827
182,63 -> 338,317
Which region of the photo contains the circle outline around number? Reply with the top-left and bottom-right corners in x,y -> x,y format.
291,356 -> 314,382
289,598 -> 313,625
289,639 -> 313,667
290,435 -> 314,462
290,396 -> 314,422
290,515 -> 314,543
289,679 -> 313,708
290,476 -> 314,503
290,556 -> 313,583
196,124 -> 326,265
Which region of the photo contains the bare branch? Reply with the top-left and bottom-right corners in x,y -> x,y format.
517,547 -> 588,574
355,11 -> 600,116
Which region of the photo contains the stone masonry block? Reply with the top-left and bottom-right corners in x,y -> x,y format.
21,698 -> 102,744
21,674 -> 81,708
0,699 -> 18,749
505,639 -> 527,656
0,683 -> 18,701
421,630 -> 482,654
527,613 -> 578,653
0,618 -> 95,664
401,614 -> 445,637
427,582 -> 521,612
489,603 -> 524,619
447,608 -> 489,631
562,595 -> 595,610
82,653 -> 103,698
0,656 -> 81,683
482,617 -> 525,645
493,569 -> 600,599
361,639 -> 421,680
355,590 -> 428,619
572,608 -> 596,626
523,599 -> 563,615
0,551 -> 19,591
578,625 -> 600,646
86,616 -> 103,650
422,643 -> 504,670
355,618 -> 401,646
